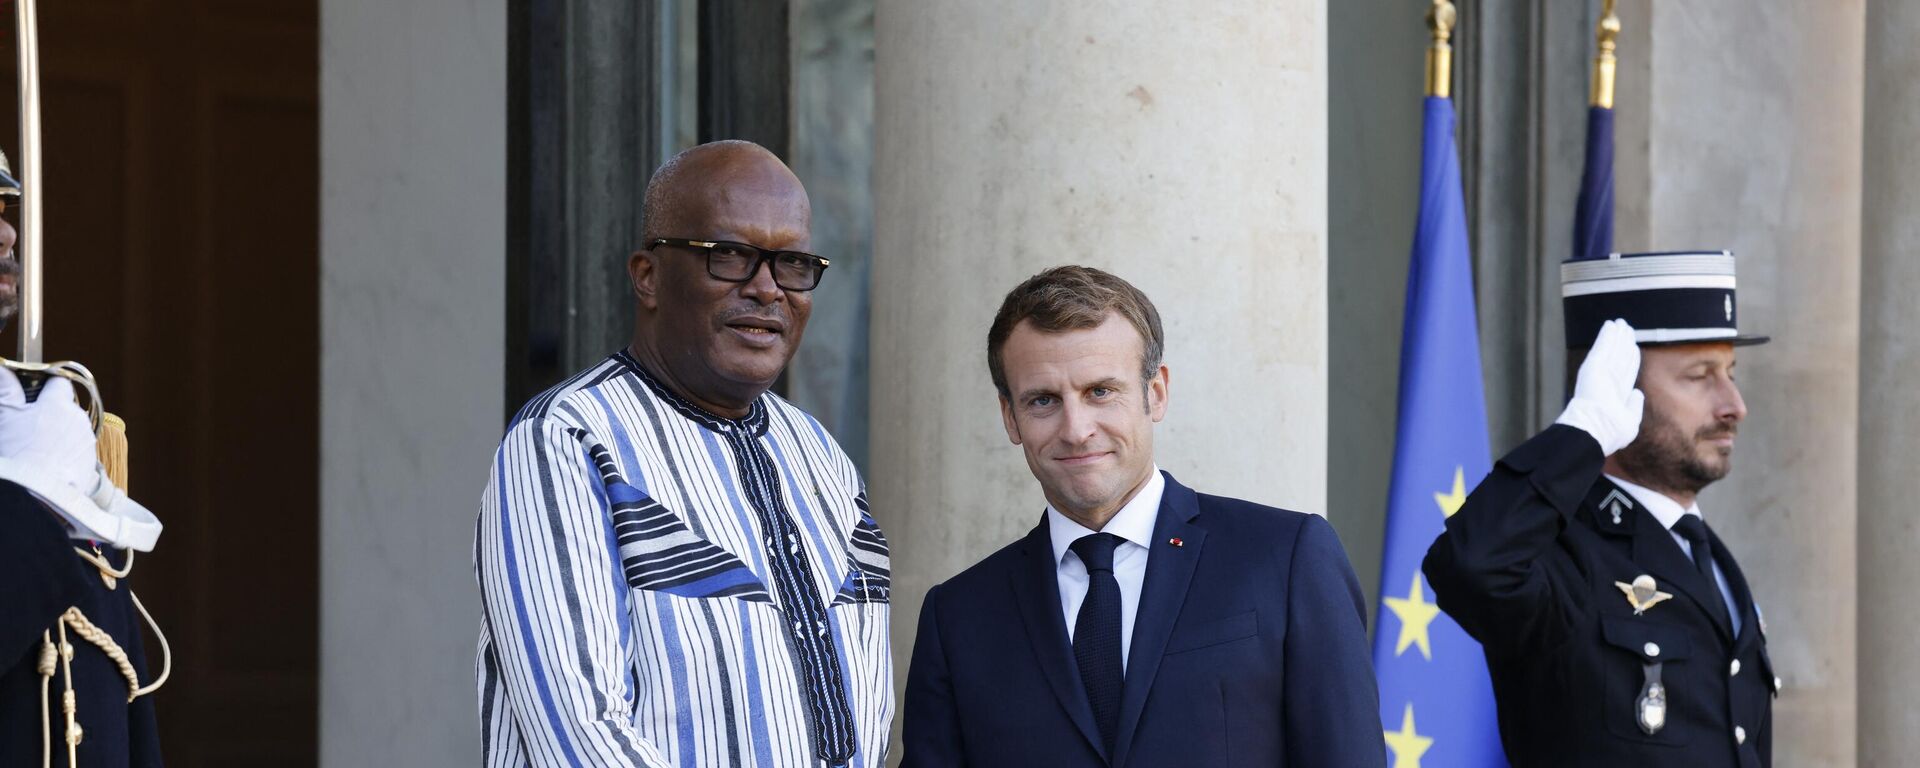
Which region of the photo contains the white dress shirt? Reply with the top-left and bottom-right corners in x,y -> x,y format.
1048,468 -> 1165,672
1606,474 -> 1742,635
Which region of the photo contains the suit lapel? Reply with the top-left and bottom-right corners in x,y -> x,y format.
1110,473 -> 1206,768
1007,514 -> 1107,760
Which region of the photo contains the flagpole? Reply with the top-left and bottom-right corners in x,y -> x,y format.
1591,0 -> 1620,108
1425,0 -> 1456,98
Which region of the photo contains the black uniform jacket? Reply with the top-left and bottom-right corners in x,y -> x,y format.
1424,425 -> 1777,768
0,479 -> 163,768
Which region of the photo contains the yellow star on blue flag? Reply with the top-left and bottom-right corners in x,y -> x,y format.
1384,574 -> 1442,660
1434,466 -> 1467,518
1384,703 -> 1436,768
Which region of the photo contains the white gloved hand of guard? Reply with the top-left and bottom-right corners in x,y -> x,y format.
1555,318 -> 1645,456
0,367 -> 163,550
0,368 -> 103,494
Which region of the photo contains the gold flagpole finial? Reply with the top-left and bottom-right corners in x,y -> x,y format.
1592,0 -> 1620,108
1425,0 -> 1457,98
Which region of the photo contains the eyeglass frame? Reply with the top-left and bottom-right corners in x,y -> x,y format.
647,237 -> 831,292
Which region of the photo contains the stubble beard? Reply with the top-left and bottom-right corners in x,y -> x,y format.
1613,405 -> 1735,498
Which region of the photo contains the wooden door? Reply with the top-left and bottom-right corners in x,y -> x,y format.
0,1 -> 319,764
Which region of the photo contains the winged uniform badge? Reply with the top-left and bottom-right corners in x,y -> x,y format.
1615,574 -> 1673,615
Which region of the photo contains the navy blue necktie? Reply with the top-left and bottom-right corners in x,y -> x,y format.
1671,515 -> 1716,583
1071,532 -> 1124,754
1671,515 -> 1733,629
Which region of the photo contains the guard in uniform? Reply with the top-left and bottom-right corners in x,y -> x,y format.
1425,251 -> 1777,768
0,153 -> 167,768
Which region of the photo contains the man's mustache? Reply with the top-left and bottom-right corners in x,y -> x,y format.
717,304 -> 788,326
1698,424 -> 1738,440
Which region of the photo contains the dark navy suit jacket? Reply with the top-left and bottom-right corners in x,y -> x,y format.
903,472 -> 1385,767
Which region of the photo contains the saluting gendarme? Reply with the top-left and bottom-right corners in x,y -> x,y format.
1426,250 -> 1778,768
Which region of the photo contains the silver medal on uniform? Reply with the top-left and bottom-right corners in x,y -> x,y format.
1638,662 -> 1667,734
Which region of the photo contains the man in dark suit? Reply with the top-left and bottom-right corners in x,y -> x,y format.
1424,251 -> 1777,767
903,265 -> 1384,767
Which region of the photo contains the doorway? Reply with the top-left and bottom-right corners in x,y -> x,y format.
1,1 -> 320,764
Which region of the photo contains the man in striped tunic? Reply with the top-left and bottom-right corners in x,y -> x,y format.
476,140 -> 891,767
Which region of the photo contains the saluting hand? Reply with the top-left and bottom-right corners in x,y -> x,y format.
1555,318 -> 1644,455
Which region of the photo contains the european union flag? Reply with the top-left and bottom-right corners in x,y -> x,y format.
1373,95 -> 1507,768
1572,102 -> 1614,262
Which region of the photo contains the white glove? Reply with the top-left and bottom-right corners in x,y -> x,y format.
0,367 -> 163,550
0,368 -> 101,493
1555,318 -> 1645,455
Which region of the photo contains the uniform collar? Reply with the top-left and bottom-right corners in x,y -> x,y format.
1604,472 -> 1703,532
1046,467 -> 1165,565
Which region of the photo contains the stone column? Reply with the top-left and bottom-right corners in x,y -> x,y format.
1858,0 -> 1920,763
870,0 -> 1329,740
1630,2 -> 1864,763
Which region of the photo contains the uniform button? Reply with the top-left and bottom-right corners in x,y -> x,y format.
1730,659 -> 1742,676
1644,642 -> 1661,657
1735,726 -> 1747,745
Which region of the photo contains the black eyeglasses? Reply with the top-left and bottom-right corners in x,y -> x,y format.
649,238 -> 831,292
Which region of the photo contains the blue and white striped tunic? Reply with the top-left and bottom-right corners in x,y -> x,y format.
475,352 -> 893,767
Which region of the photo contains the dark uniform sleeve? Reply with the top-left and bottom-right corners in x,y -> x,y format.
1423,425 -> 1606,658
0,480 -> 88,672
0,481 -> 92,768
0,480 -> 166,768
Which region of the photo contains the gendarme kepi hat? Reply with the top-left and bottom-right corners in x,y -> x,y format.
1562,250 -> 1769,349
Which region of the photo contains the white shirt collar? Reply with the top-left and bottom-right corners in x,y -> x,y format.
1604,472 -> 1703,532
1047,467 -> 1165,564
